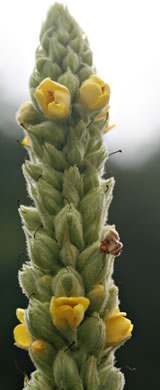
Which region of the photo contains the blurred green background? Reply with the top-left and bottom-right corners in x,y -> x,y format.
0,100 -> 159,389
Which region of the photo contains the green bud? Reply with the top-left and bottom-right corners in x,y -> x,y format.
43,142 -> 69,171
63,166 -> 84,208
81,355 -> 100,390
77,242 -> 99,272
63,127 -> 85,166
17,102 -> 44,125
36,178 -> 62,214
36,57 -> 62,80
60,242 -> 79,268
85,145 -> 108,173
52,267 -> 84,297
26,301 -> 65,349
29,339 -> 56,378
87,284 -> 108,314
77,64 -> 93,83
70,36 -> 82,53
36,275 -> 53,302
58,69 -> 79,99
24,161 -> 42,182
53,350 -> 83,390
26,231 -> 61,273
80,250 -> 110,291
62,47 -> 80,73
79,186 -> 106,226
78,313 -> 106,356
101,286 -> 119,319
25,130 -> 44,159
25,370 -> 53,390
18,263 -> 38,298
48,38 -> 67,63
54,204 -> 84,250
20,205 -> 42,233
98,367 -> 125,390
25,121 -> 66,149
82,163 -> 99,193
28,184 -> 54,234
43,165 -> 63,191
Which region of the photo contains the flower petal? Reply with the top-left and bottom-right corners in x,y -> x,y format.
13,324 -> 32,349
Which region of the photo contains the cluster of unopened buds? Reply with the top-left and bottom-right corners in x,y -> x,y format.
100,229 -> 123,256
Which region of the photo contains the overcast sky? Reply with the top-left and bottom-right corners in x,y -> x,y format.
1,0 -> 160,165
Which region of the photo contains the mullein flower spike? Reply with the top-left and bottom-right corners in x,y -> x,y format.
14,3 -> 133,389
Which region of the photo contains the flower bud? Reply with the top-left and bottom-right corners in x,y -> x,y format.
36,275 -> 53,301
43,142 -> 69,171
80,250 -> 110,291
53,350 -> 83,390
27,231 -> 61,273
52,268 -> 84,297
62,166 -> 83,208
30,339 -> 56,377
35,178 -> 62,214
24,161 -> 42,182
35,78 -> 71,119
63,127 -> 85,166
99,367 -> 125,390
87,284 -> 106,314
60,242 -> 79,268
19,205 -> 42,233
18,264 -> 38,299
82,355 -> 100,390
78,313 -> 105,356
16,102 -> 44,125
54,204 -> 84,251
58,69 -> 79,98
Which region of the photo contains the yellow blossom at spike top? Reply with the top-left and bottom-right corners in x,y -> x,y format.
105,307 -> 133,344
50,296 -> 90,330
35,78 -> 71,119
80,75 -> 110,111
13,308 -> 32,349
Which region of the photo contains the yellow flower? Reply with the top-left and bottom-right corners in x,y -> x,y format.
22,135 -> 30,146
106,307 -> 133,344
50,296 -> 90,330
80,75 -> 110,111
35,78 -> 71,119
13,308 -> 31,349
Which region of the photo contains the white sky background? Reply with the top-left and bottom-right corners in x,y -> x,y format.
0,0 -> 160,166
